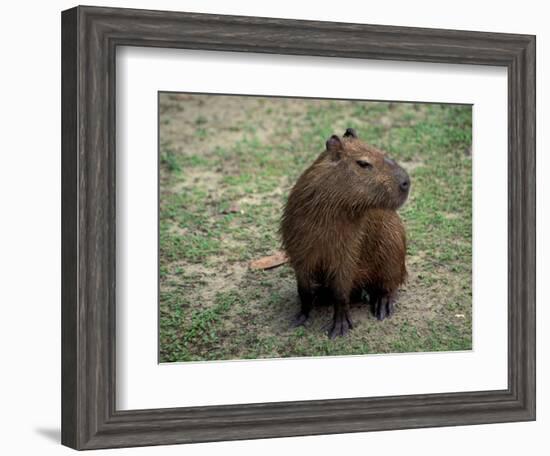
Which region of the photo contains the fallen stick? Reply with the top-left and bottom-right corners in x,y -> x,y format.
249,251 -> 288,270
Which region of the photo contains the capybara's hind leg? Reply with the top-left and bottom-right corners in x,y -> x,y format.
373,290 -> 396,321
350,287 -> 364,304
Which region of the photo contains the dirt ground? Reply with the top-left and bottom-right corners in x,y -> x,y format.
158,93 -> 472,362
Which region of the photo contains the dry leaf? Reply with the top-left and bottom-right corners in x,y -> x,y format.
221,203 -> 242,214
249,251 -> 288,270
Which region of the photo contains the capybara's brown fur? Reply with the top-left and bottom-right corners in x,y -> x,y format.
280,128 -> 410,338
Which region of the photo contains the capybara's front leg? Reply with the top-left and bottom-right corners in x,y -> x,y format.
373,290 -> 396,321
328,289 -> 353,338
291,282 -> 315,327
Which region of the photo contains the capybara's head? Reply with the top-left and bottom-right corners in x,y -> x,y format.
320,128 -> 410,211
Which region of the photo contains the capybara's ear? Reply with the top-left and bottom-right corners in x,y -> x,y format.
326,135 -> 343,160
343,128 -> 357,139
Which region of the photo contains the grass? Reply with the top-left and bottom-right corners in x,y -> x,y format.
158,93 -> 472,362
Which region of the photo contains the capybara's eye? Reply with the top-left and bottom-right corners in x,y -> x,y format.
356,160 -> 373,169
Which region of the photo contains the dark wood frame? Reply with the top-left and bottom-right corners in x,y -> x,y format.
61,5 -> 536,450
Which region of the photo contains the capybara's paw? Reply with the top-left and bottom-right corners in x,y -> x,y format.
291,311 -> 310,328
374,294 -> 395,321
327,312 -> 353,339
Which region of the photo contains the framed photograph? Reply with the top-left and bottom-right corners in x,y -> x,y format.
61,5 -> 535,450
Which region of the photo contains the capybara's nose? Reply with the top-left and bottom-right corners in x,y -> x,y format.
400,176 -> 410,192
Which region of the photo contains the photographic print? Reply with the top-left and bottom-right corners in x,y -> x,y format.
158,93 -> 472,363
61,8 -> 535,448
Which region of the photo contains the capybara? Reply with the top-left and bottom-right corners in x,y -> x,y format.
280,128 -> 410,338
